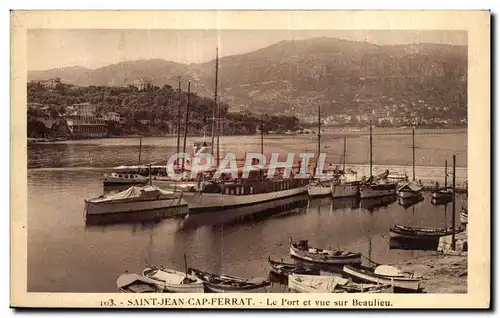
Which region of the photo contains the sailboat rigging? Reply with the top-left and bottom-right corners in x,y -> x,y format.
359,122 -> 397,199
396,128 -> 423,200
432,159 -> 453,203
307,104 -> 334,198
179,54 -> 308,213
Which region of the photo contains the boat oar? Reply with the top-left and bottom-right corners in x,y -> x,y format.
361,254 -> 382,267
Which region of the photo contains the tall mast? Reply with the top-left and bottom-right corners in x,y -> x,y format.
211,48 -> 219,157
260,115 -> 264,156
260,115 -> 264,182
369,122 -> 373,178
216,49 -> 221,167
182,82 -> 191,171
138,136 -> 142,165
451,154 -> 456,250
412,128 -> 415,181
444,160 -> 448,189
342,136 -> 347,172
316,104 -> 321,173
176,77 -> 181,158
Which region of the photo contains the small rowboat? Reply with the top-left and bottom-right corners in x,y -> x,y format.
390,224 -> 464,240
343,265 -> 421,291
288,274 -> 393,293
188,268 -> 270,293
290,239 -> 361,265
432,188 -> 453,200
268,257 -> 320,276
460,207 -> 468,224
116,273 -> 162,293
142,266 -> 204,293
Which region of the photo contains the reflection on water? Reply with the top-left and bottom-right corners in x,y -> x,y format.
360,195 -> 397,212
398,195 -> 425,209
28,170 -> 467,293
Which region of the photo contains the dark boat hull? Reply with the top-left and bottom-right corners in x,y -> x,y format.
267,257 -> 320,276
188,268 -> 270,293
289,243 -> 361,265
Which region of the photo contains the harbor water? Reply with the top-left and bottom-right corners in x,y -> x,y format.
27,130 -> 467,292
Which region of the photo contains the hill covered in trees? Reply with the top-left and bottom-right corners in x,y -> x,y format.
27,81 -> 302,139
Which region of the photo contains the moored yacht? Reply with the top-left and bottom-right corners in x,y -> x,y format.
396,128 -> 423,199
397,180 -> 424,199
307,179 -> 333,198
182,167 -> 309,214
359,179 -> 397,199
103,171 -> 149,186
359,124 -> 397,199
84,185 -> 188,216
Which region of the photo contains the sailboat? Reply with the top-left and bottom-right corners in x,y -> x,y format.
431,160 -> 453,203
308,104 -> 335,198
103,136 -> 150,186
331,137 -> 361,198
181,49 -> 308,213
152,80 -> 215,190
397,128 -> 423,199
359,123 -> 397,199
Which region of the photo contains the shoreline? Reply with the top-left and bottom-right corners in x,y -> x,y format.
27,127 -> 468,144
396,253 -> 467,293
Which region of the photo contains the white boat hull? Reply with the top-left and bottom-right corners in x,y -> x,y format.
332,184 -> 359,198
103,178 -> 148,185
460,213 -> 468,224
397,190 -> 422,199
432,191 -> 453,199
288,274 -> 337,293
85,197 -> 188,215
359,185 -> 396,199
153,179 -> 198,190
143,268 -> 205,293
182,186 -> 308,213
163,283 -> 204,293
308,185 -> 332,197
343,266 -> 420,291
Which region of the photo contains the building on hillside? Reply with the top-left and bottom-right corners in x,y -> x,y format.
103,112 -> 121,123
69,103 -> 97,116
133,78 -> 153,91
64,115 -> 107,137
63,102 -> 107,137
36,77 -> 62,90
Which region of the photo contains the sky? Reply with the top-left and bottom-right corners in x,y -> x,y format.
27,29 -> 467,71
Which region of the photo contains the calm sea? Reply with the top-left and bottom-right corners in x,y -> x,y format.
27,129 -> 467,292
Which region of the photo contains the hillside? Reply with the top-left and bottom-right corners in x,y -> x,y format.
28,37 -> 467,120
27,82 -> 301,138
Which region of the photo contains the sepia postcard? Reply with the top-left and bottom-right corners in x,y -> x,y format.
11,10 -> 490,309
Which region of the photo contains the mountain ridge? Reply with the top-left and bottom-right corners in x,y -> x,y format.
28,37 -> 467,118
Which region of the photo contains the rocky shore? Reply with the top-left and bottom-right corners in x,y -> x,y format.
398,253 -> 467,293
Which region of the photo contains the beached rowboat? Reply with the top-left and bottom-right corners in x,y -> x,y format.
142,266 -> 204,293
343,265 -> 421,291
187,268 -> 270,292
116,273 -> 163,293
288,274 -> 393,293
